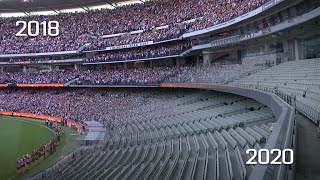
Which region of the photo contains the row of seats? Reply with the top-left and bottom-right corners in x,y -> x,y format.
232,58 -> 320,124
124,93 -> 266,126
50,127 -> 271,180
44,91 -> 274,180
115,92 -> 272,141
118,108 -> 272,142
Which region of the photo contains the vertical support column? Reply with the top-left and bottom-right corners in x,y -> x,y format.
237,50 -> 242,63
284,39 -> 294,62
23,65 -> 27,73
282,40 -> 289,53
105,64 -> 110,70
150,60 -> 153,68
294,39 -> 300,60
74,64 -> 79,71
176,57 -> 186,66
49,65 -> 54,72
176,58 -> 180,66
123,62 -> 128,69
264,44 -> 269,53
0,66 -> 3,73
196,56 -> 200,64
202,51 -> 213,65
284,39 -> 295,61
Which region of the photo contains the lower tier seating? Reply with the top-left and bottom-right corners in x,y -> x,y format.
47,91 -> 274,180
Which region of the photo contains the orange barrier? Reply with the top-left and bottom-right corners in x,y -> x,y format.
0,84 -> 8,87
0,111 -> 81,129
16,84 -> 64,87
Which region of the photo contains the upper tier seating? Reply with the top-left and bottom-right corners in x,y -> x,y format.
85,41 -> 191,63
0,0 -> 269,54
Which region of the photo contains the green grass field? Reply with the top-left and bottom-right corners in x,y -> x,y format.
0,116 -> 81,180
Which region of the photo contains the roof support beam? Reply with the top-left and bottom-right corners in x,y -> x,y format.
49,8 -> 61,14
99,0 -> 116,7
21,9 -> 31,16
108,3 -> 117,8
78,5 -> 90,11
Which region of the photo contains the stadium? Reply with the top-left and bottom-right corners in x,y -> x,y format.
0,0 -> 319,179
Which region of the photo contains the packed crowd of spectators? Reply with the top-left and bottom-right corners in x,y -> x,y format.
0,71 -> 79,84
0,67 -> 177,85
75,66 -> 179,85
166,62 -> 265,84
87,0 -> 270,50
86,41 -> 191,62
89,25 -> 188,50
195,0 -> 320,45
0,14 -> 90,54
0,55 -> 85,63
75,60 -> 269,85
17,121 -> 62,174
0,59 -> 271,128
0,59 -> 267,85
0,89 -> 191,128
0,0 -> 270,54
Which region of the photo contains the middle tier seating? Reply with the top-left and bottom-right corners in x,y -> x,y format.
231,58 -> 320,124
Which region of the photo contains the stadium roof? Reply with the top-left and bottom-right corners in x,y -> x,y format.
0,0 -> 143,15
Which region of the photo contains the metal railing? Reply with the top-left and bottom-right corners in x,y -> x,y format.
233,83 -> 319,124
230,83 -> 296,180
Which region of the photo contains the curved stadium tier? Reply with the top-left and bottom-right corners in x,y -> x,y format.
48,91 -> 275,180
0,0 -> 320,179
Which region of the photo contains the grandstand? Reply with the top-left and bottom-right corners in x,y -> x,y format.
0,0 -> 319,179
42,91 -> 275,180
232,58 -> 320,124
